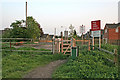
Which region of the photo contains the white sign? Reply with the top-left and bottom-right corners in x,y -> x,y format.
80,25 -> 85,33
91,30 -> 101,37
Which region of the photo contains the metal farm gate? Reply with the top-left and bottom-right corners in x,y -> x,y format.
2,38 -> 53,53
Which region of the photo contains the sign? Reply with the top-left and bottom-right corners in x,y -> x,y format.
91,20 -> 101,31
80,25 -> 85,33
91,30 -> 101,37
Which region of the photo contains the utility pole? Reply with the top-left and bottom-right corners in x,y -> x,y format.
54,28 -> 56,37
26,1 -> 27,27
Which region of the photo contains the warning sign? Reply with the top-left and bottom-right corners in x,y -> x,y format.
91,20 -> 101,31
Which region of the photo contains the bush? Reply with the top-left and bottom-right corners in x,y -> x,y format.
52,50 -> 118,78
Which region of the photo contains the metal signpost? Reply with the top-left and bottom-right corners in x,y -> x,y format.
91,20 -> 101,49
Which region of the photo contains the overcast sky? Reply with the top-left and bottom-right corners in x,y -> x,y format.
0,0 -> 119,35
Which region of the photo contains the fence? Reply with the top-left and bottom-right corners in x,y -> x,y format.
105,39 -> 120,45
92,38 -> 120,45
94,46 -> 119,65
75,39 -> 90,51
2,38 -> 53,53
2,37 -> 91,56
52,37 -> 91,55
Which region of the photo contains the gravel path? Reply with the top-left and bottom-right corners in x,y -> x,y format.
23,60 -> 67,78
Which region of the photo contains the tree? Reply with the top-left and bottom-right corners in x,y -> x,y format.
27,16 -> 41,39
2,28 -> 12,38
2,16 -> 42,39
9,20 -> 28,38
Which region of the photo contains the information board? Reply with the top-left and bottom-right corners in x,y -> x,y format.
91,20 -> 101,31
91,30 -> 101,37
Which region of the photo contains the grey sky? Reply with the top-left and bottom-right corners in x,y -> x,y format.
0,0 -> 119,35
118,1 -> 120,23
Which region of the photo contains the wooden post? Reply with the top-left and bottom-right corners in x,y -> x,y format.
92,36 -> 94,50
61,32 -> 63,53
57,40 -> 59,53
74,39 -> 76,47
71,38 -> 73,47
26,1 -> 27,27
73,38 -> 76,47
52,38 -> 55,54
99,37 -> 101,48
114,49 -> 117,65
82,33 -> 83,46
67,35 -> 68,43
10,41 -> 11,48
88,40 -> 90,51
59,39 -> 60,53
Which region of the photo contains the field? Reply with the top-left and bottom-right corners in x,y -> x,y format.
2,45 -> 67,78
52,44 -> 119,78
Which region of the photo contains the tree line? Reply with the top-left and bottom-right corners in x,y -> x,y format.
2,16 -> 79,39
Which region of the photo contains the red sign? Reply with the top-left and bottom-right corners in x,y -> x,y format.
91,20 -> 101,31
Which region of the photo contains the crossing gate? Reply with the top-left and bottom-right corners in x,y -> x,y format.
53,37 -> 90,55
62,40 -> 71,55
53,38 -> 71,55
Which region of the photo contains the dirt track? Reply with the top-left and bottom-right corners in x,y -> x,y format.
23,60 -> 67,78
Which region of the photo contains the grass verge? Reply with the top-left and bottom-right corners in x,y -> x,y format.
2,46 -> 67,78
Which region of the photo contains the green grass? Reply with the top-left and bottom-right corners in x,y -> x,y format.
0,54 -> 1,80
52,50 -> 118,78
2,46 -> 67,78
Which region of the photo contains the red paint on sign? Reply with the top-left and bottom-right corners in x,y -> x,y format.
91,20 -> 101,31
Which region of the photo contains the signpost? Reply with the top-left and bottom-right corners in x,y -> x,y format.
91,20 -> 101,49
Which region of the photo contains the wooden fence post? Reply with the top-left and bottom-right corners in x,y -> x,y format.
52,38 -> 55,54
61,32 -> 63,53
92,36 -> 94,50
59,39 -> 60,53
82,33 -> 83,46
114,49 -> 117,65
10,40 -> 11,48
88,40 -> 90,51
57,39 -> 59,53
99,37 -> 101,48
72,38 -> 76,47
71,38 -> 73,47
